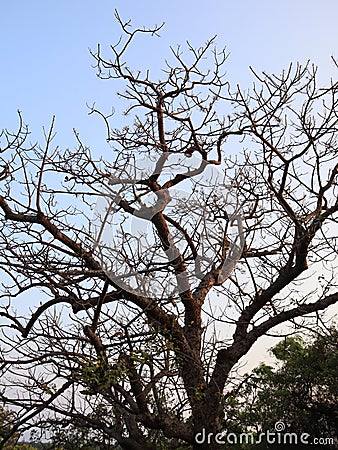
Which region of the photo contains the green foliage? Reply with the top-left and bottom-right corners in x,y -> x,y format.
0,404 -> 20,448
78,353 -> 127,393
28,409 -> 114,450
225,328 -> 338,444
41,423 -> 107,449
271,335 -> 305,361
9,445 -> 37,450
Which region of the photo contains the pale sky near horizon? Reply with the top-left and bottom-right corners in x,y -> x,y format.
1,1 -> 337,370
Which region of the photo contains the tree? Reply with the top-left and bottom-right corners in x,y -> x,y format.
0,405 -> 36,449
0,12 -> 338,450
29,418 -> 111,450
0,405 -> 18,448
225,327 -> 338,447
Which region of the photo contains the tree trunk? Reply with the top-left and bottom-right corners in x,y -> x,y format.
192,402 -> 225,450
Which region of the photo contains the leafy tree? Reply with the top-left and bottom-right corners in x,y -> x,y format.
30,422 -> 109,450
1,11 -> 338,450
0,405 -> 17,448
225,328 -> 338,445
0,405 -> 36,449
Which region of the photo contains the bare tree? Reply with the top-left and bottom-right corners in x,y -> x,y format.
0,12 -> 338,450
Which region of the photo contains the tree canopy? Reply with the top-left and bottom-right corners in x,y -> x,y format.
225,328 -> 338,448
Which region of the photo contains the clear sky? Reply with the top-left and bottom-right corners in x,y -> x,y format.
1,0 -> 338,151
1,0 -> 337,369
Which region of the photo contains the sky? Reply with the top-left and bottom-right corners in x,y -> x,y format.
1,0 -> 338,150
1,0 -> 338,369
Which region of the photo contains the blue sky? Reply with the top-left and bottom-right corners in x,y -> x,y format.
1,0 -> 338,152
